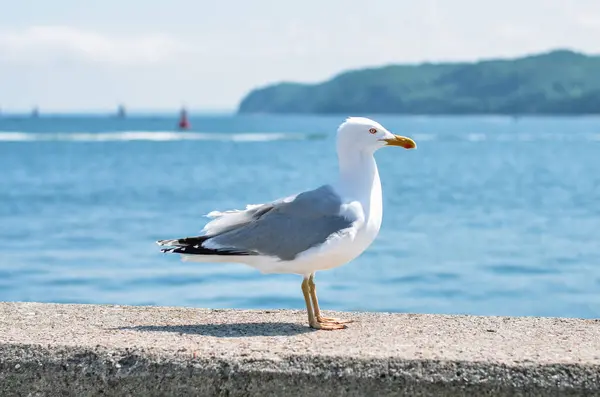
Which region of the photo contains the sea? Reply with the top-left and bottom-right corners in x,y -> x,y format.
1,113 -> 599,319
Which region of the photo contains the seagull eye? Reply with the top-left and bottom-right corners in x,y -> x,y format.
369,128 -> 377,134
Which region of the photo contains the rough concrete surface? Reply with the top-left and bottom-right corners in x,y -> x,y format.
0,302 -> 599,396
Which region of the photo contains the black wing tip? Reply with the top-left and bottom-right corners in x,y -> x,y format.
157,235 -> 211,247
157,234 -> 257,257
159,243 -> 256,256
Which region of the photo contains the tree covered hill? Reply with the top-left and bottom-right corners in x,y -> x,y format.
237,49 -> 600,115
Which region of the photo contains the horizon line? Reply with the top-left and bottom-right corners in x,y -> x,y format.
0,108 -> 236,115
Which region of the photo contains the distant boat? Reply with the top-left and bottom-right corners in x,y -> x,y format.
178,108 -> 190,130
31,107 -> 39,118
117,104 -> 126,118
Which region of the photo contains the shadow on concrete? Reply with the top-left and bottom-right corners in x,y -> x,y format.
118,322 -> 315,337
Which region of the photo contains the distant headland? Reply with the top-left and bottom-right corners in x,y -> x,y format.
237,49 -> 600,115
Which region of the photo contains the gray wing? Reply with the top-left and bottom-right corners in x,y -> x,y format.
205,185 -> 356,261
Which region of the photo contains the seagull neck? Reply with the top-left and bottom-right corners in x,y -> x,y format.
336,148 -> 380,199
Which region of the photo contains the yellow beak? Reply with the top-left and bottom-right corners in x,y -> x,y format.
383,134 -> 417,149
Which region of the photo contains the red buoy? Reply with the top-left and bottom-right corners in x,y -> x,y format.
178,108 -> 190,130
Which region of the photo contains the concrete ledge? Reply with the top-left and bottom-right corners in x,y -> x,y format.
0,302 -> 599,396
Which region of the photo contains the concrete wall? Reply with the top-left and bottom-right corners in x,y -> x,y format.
0,302 -> 598,396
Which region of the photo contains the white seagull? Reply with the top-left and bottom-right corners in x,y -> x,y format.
157,117 -> 417,330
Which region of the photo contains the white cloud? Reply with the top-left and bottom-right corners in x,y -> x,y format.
0,26 -> 190,65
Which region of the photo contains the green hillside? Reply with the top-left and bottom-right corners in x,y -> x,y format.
237,49 -> 600,114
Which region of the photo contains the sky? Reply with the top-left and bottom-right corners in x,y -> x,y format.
1,0 -> 600,112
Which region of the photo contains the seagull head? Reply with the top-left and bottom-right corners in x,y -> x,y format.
336,117 -> 417,153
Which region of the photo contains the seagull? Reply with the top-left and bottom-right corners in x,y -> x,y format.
157,117 -> 417,330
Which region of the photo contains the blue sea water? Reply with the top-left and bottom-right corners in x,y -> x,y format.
1,114 -> 599,318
